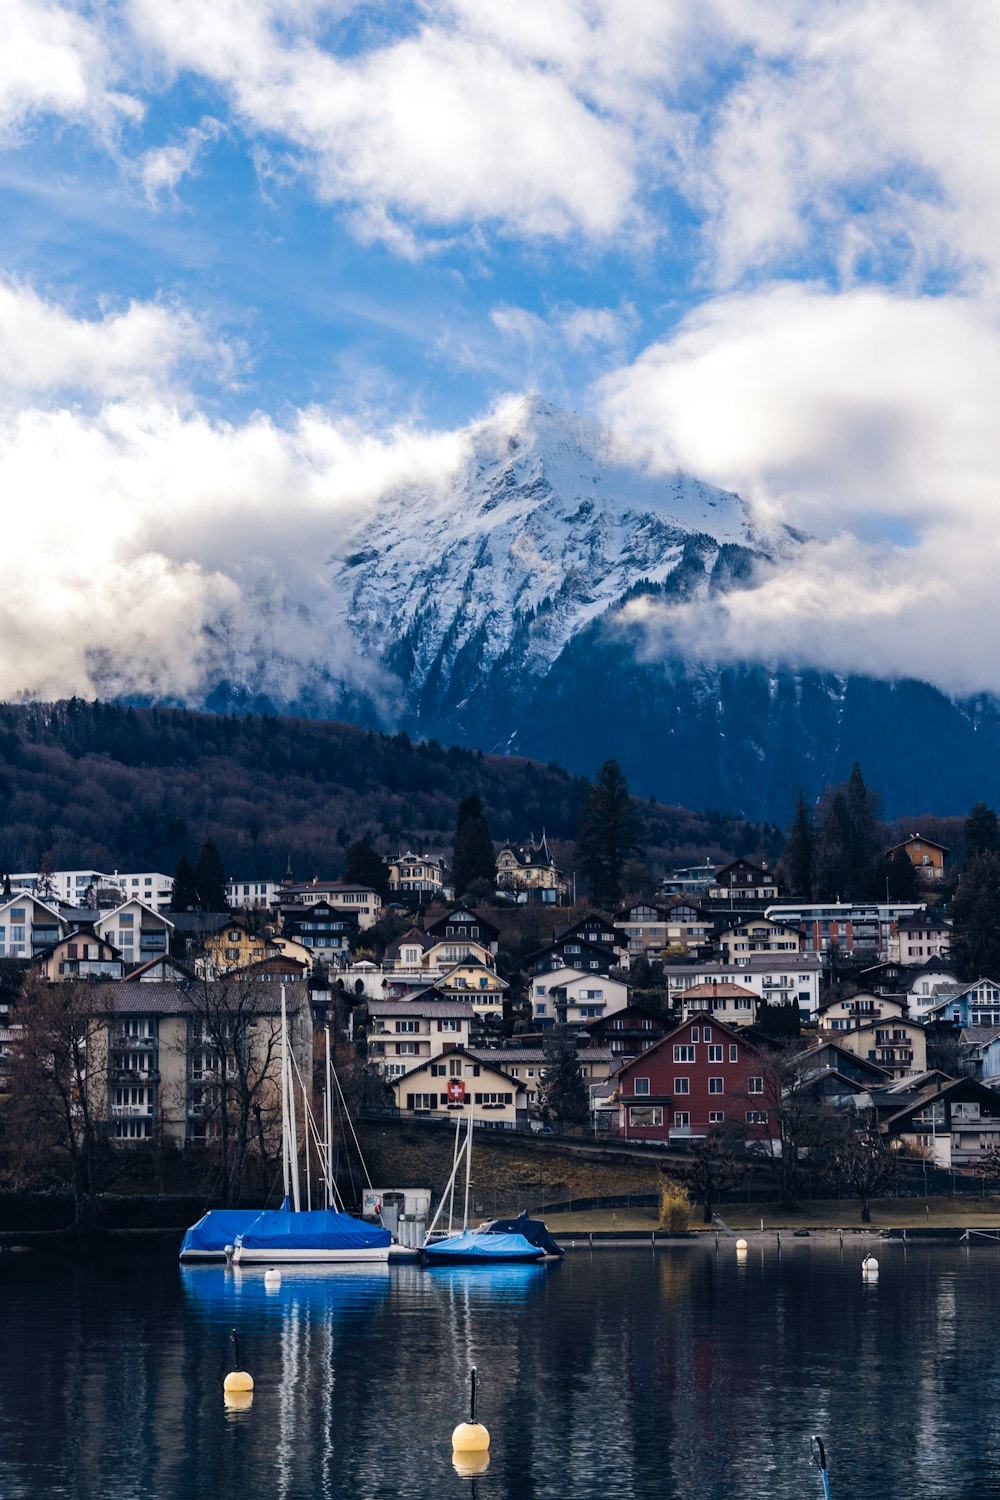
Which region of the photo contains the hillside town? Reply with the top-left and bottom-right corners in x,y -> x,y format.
3,767 -> 1000,1228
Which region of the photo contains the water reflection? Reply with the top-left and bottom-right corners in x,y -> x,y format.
4,1245 -> 1000,1499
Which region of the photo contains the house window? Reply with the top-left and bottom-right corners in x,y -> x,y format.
709,1111 -> 725,1124
748,1077 -> 764,1094
703,1026 -> 712,1042
398,1042 -> 417,1056
729,1045 -> 738,1062
628,1106 -> 662,1127
396,1020 -> 417,1033
673,1111 -> 690,1129
709,1078 -> 724,1094
707,1045 -> 723,1062
691,1027 -> 700,1042
673,1078 -> 690,1094
431,1064 -> 446,1076
634,1078 -> 650,1096
746,1110 -> 767,1125
673,1045 -> 695,1062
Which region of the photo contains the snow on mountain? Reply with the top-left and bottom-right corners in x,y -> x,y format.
329,394 -> 798,702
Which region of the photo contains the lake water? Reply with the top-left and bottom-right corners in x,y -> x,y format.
1,1237 -> 999,1500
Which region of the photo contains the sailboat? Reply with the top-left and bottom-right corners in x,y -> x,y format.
421,1105 -> 555,1266
232,989 -> 391,1265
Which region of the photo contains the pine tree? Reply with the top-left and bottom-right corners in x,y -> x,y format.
575,760 -> 646,904
783,792 -> 815,896
814,764 -> 883,900
452,795 -> 495,897
193,839 -> 228,912
538,1030 -> 589,1127
965,801 -> 1000,859
950,851 -> 1000,979
343,837 -> 390,898
170,853 -> 198,912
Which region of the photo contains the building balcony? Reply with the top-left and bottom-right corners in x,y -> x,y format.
110,1105 -> 154,1118
111,1067 -> 159,1084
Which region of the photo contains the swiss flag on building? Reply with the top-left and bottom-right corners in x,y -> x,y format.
447,1078 -> 466,1103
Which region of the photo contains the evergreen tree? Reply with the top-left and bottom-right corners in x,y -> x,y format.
883,846 -> 919,901
575,760 -> 646,904
814,764 -> 883,900
343,837 -> 390,898
193,839 -> 229,912
965,801 -> 1000,859
950,851 -> 1000,979
452,795 -> 495,897
783,792 -> 815,896
170,853 -> 198,912
538,1030 -> 589,1127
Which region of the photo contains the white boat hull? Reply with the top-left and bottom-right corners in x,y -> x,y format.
232,1245 -> 390,1264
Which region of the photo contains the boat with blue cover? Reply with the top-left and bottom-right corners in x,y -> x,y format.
423,1229 -> 545,1265
233,1206 -> 391,1264
179,1208 -> 270,1262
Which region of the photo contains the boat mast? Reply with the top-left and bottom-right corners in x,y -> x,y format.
325,1026 -> 334,1210
462,1100 -> 474,1231
280,986 -> 291,1204
282,984 -> 301,1211
448,1109 -> 462,1233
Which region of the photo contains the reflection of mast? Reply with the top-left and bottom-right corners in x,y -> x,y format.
280,985 -> 301,1210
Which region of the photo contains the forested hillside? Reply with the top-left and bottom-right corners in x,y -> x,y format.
0,700 -> 776,880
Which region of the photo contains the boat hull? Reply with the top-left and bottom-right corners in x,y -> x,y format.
232,1245 -> 390,1264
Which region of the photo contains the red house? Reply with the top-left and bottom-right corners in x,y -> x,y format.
616,1014 -> 768,1142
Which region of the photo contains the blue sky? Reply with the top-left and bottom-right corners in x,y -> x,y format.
1,0 -> 1000,702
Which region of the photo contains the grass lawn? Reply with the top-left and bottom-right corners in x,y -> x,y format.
546,1196 -> 1000,1233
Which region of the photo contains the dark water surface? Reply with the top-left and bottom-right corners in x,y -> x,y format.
1,1239 -> 999,1499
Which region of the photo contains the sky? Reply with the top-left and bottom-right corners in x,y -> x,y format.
2,0 -> 1000,703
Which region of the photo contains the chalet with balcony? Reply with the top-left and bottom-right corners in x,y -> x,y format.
361,996 -> 475,1077
716,916 -> 802,963
34,926 -> 124,982
495,835 -> 569,904
886,833 -> 949,881
616,1015 -> 769,1144
815,991 -> 908,1032
280,900 -> 358,962
96,899 -> 173,970
390,1047 -> 527,1128
677,980 -> 761,1025
385,852 -> 450,899
833,1016 -> 927,1081
708,859 -> 779,901
530,967 -> 629,1027
887,909 -> 952,965
278,879 -> 382,929
0,892 -> 64,958
524,936 -> 620,978
580,1003 -> 667,1058
426,907 -> 501,956
868,1075 -> 1000,1167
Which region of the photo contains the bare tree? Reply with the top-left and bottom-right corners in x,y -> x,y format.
744,1045 -> 833,1209
7,977 -> 120,1229
182,974 -> 291,1204
826,1122 -> 899,1223
668,1124 -> 748,1224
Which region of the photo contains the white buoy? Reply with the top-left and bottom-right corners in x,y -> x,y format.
452,1367 -> 490,1454
862,1254 -> 879,1278
736,1238 -> 748,1251
224,1329 -> 254,1394
264,1268 -> 281,1288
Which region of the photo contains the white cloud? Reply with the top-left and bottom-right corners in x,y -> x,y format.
0,281 -> 235,400
597,284 -> 1000,533
597,280 -> 1000,694
137,117 -> 224,205
0,338 -> 471,702
0,0 -> 140,133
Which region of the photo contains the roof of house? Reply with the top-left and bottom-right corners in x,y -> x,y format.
366,997 -> 475,1019
680,980 -> 759,999
887,833 -> 950,855
103,980 -> 305,1015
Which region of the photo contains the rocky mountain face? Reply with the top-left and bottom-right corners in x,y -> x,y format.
214,396 -> 1000,821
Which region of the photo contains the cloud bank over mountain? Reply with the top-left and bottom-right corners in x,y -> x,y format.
1,2 -> 999,711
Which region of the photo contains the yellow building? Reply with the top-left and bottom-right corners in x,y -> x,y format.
495,835 -> 569,904
886,833 -> 948,880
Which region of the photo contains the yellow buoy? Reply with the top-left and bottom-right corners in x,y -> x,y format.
224,1388 -> 254,1412
225,1329 -> 254,1394
452,1449 -> 490,1477
452,1367 -> 490,1454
